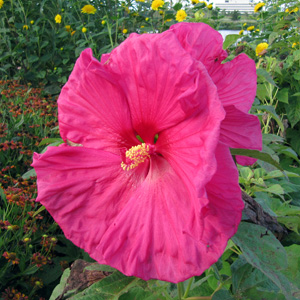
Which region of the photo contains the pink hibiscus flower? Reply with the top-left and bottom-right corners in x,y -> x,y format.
32,23 -> 261,283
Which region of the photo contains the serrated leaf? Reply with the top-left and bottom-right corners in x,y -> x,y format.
230,148 -> 284,172
286,96 -> 300,128
232,223 -> 293,300
222,34 -> 240,49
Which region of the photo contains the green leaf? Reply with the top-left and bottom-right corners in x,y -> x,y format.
70,271 -> 147,300
231,256 -> 252,293
265,184 -> 285,195
230,148 -> 284,171
0,186 -> 6,201
277,216 -> 300,234
262,133 -> 284,144
22,168 -> 36,179
173,3 -> 182,10
283,245 -> 300,290
256,69 -> 278,87
268,32 -> 279,45
50,268 -> 71,300
14,115 -> 24,129
28,55 -> 39,63
212,289 -> 234,300
286,96 -> 300,128
119,286 -> 166,300
277,88 -> 289,104
222,34 -> 240,50
39,137 -> 64,146
232,223 -> 292,300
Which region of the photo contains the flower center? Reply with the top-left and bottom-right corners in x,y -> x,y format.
121,143 -> 154,171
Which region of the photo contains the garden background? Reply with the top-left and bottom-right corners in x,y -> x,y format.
1,0 -> 300,299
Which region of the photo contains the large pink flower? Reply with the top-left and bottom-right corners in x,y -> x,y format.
170,22 -> 262,165
32,23 -> 260,283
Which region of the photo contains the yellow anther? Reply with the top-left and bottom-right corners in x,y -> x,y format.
121,143 -> 150,171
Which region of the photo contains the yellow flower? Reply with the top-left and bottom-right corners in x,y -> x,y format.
140,25 -> 144,28
145,17 -> 149,21
55,14 -> 62,24
23,25 -> 28,30
290,7 -> 299,13
256,29 -> 260,32
60,47 -> 64,51
256,42 -> 268,56
285,8 -> 289,13
81,4 -> 97,14
101,20 -> 106,25
136,0 -> 145,2
151,0 -> 164,11
0,0 -> 3,9
30,20 -> 34,24
292,42 -> 299,48
207,3 -> 213,9
165,18 -> 172,22
123,28 -> 128,34
71,30 -> 76,36
254,2 -> 265,13
65,25 -> 71,32
243,23 -> 247,26
82,27 -> 87,33
247,25 -> 255,31
176,9 -> 187,22
191,0 -> 199,4
239,29 -> 244,35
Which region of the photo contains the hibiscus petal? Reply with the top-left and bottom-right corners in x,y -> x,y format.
58,48 -> 137,153
171,23 -> 257,113
102,30 -> 213,144
156,79 -> 225,190
32,146 -> 149,257
170,22 -> 227,73
203,143 -> 244,258
209,54 -> 257,113
221,105 -> 262,165
96,156 -> 220,283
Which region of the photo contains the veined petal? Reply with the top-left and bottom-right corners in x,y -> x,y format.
170,22 -> 227,73
209,54 -> 257,113
202,143 -> 244,257
96,156 -> 218,283
32,146 -> 149,257
221,105 -> 262,165
156,70 -> 225,190
102,31 -> 212,144
171,23 -> 257,113
58,48 -> 137,153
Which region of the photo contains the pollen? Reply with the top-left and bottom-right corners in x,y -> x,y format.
121,143 -> 152,171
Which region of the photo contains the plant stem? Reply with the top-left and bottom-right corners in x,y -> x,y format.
177,282 -> 184,300
183,277 -> 194,298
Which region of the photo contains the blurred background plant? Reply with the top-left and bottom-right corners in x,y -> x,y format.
1,0 -> 300,299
